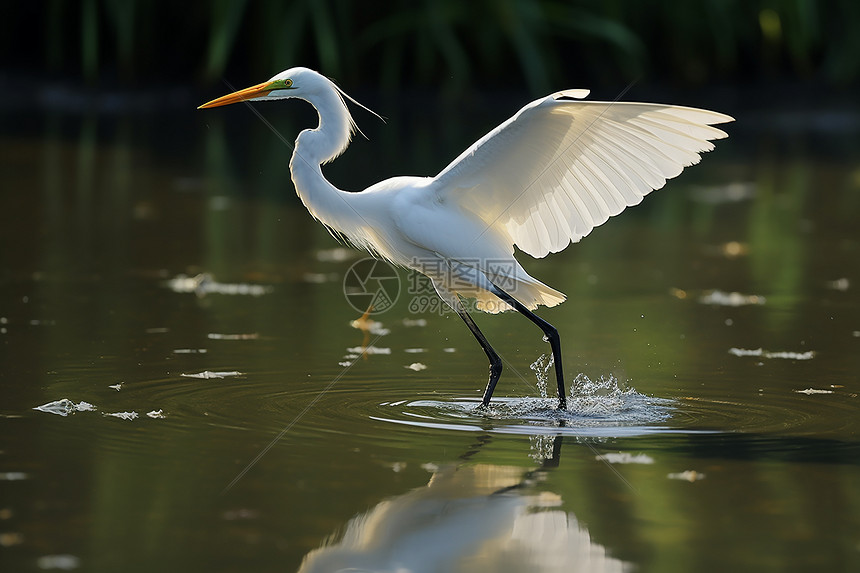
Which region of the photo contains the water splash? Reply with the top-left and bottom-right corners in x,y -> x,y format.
529,354 -> 553,399
477,370 -> 674,427
528,434 -> 557,462
566,373 -> 655,418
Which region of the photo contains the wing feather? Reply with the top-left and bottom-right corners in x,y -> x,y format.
430,93 -> 732,258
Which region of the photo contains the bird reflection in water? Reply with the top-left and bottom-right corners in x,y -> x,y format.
297,435 -> 630,573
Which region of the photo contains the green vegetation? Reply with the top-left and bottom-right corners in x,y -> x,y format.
6,0 -> 858,93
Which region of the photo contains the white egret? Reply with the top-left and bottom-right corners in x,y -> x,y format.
199,67 -> 732,410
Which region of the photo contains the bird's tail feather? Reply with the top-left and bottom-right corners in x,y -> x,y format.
474,278 -> 566,314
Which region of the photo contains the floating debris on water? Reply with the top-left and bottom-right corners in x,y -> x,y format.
33,399 -> 96,417
0,472 -> 28,481
173,348 -> 207,354
302,272 -> 338,283
0,532 -> 24,547
221,508 -> 260,521
704,241 -> 749,258
104,411 -> 138,421
729,348 -> 815,360
765,350 -> 815,360
349,318 -> 390,336
826,277 -> 850,291
442,347 -> 457,353
108,383 -> 123,391
668,470 -> 705,482
402,318 -> 427,327
669,287 -> 688,299
346,346 -> 391,355
700,290 -> 765,306
36,554 -> 80,570
207,333 -> 259,340
180,370 -> 244,379
315,247 -> 356,262
405,362 -> 427,371
794,388 -> 834,395
165,273 -> 273,297
146,410 -> 166,419
690,181 -> 756,204
405,348 -> 427,353
595,452 -> 655,465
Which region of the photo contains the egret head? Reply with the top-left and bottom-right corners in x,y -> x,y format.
197,67 -> 328,109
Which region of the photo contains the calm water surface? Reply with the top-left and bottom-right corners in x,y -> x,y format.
1,91 -> 859,572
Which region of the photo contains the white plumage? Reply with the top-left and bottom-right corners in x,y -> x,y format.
199,67 -> 733,408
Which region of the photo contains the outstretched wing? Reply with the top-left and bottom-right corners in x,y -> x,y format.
430,90 -> 733,258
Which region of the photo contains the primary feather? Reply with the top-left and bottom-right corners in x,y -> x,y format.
431,91 -> 733,259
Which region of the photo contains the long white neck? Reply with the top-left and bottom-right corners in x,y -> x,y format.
289,85 -> 357,233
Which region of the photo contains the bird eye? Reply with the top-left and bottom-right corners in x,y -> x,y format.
284,79 -> 293,88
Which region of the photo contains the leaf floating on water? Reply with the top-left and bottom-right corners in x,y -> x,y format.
794,388 -> 834,395
728,347 -> 815,360
405,362 -> 427,371
668,470 -> 705,482
104,411 -> 138,420
180,371 -> 244,379
33,399 -> 96,417
146,409 -> 166,419
596,452 -> 655,465
700,290 -> 765,307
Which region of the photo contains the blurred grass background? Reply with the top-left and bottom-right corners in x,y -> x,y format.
2,0 -> 858,96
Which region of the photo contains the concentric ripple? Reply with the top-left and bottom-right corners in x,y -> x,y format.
371,373 -> 683,438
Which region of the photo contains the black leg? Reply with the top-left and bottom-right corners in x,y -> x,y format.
456,308 -> 503,407
490,284 -> 567,410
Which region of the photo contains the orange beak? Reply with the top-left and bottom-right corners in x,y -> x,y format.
198,81 -> 274,109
